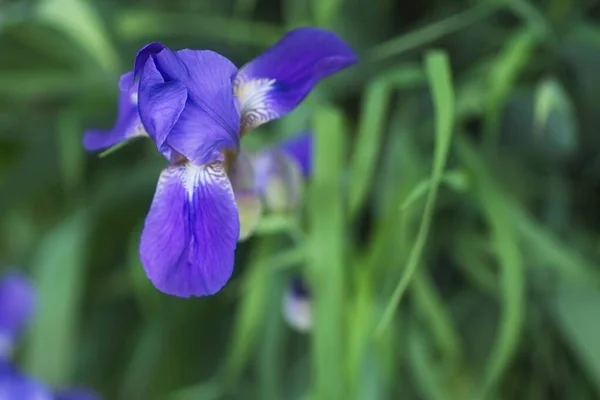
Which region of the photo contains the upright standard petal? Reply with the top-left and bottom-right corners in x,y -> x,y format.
226,149 -> 262,241
0,271 -> 35,356
136,46 -> 241,165
139,163 -> 240,297
234,27 -> 357,132
278,131 -> 313,177
253,147 -> 303,213
83,72 -> 147,151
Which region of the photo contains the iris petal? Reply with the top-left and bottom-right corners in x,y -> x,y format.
83,72 -> 147,151
277,131 -> 313,177
139,163 -> 240,297
282,277 -> 312,333
254,148 -> 303,213
227,149 -> 262,241
138,57 -> 188,153
136,47 -> 241,164
234,27 -> 356,132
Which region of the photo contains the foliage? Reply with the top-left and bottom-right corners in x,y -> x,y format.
1,0 -> 600,399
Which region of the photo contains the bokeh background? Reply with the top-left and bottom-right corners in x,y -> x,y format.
2,0 -> 600,399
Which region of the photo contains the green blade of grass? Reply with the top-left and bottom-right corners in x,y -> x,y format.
408,324 -> 449,400
369,2 -> 501,61
550,280 -> 600,397
400,169 -> 469,210
23,211 -> 89,385
456,137 -> 525,397
224,239 -> 276,380
36,0 -> 120,71
376,50 -> 455,336
412,269 -> 462,367
311,0 -> 344,26
308,105 -> 347,400
484,29 -> 537,150
348,66 -> 425,218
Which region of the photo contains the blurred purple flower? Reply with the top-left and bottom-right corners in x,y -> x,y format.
0,360 -> 52,400
54,388 -> 102,400
282,276 -> 312,333
84,28 -> 356,298
0,271 -> 35,358
253,131 -> 313,212
0,271 -> 102,400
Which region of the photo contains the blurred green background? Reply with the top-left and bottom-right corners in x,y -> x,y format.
2,0 -> 600,399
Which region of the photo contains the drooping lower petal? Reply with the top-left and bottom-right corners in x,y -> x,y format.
226,149 -> 262,241
83,72 -> 147,151
233,27 -> 357,132
0,271 -> 35,356
139,163 -> 240,297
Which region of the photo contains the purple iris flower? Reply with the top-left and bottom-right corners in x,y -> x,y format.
84,28 -> 356,298
0,271 -> 35,358
253,131 -> 312,213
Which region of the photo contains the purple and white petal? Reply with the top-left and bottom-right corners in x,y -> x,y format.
136,46 -> 241,165
234,27 -> 357,132
0,271 -> 35,356
226,149 -> 262,241
254,147 -> 303,213
282,277 -> 312,333
83,72 -> 147,151
277,131 -> 313,178
139,163 -> 240,297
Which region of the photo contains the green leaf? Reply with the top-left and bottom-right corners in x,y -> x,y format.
311,0 -> 344,26
412,270 -> 462,367
36,0 -> 120,71
456,138 -> 525,397
533,77 -> 578,154
376,50 -> 455,335
225,240 -> 277,379
551,281 -> 600,396
400,169 -> 469,210
119,321 -> 166,400
484,29 -> 537,149
23,211 -> 89,385
169,380 -> 222,400
348,66 -> 425,217
309,104 -> 347,400
369,3 -> 501,61
57,108 -> 85,194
